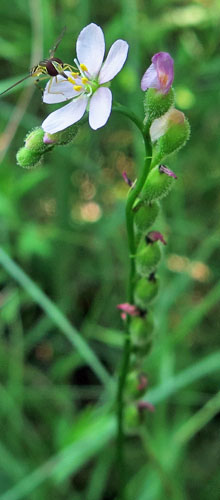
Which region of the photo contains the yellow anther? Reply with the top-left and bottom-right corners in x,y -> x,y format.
81,77 -> 88,84
80,63 -> 88,72
71,72 -> 79,77
74,85 -> 83,92
68,77 -> 76,85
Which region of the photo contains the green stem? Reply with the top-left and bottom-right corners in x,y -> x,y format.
114,102 -> 152,499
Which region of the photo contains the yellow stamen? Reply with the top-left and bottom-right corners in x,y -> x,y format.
71,72 -> 79,77
81,77 -> 88,84
80,63 -> 88,72
74,85 -> 83,92
68,77 -> 76,85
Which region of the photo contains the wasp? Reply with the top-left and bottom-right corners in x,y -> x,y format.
0,27 -> 76,96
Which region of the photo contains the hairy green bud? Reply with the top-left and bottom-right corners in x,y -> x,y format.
43,123 -> 79,146
16,147 -> 42,169
134,201 -> 160,233
144,87 -> 175,122
134,276 -> 159,309
136,240 -> 161,276
151,109 -> 190,167
25,127 -> 49,154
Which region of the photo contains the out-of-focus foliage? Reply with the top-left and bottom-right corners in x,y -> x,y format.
0,0 -> 220,499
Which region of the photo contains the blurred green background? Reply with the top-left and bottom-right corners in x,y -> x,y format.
1,0 -> 220,499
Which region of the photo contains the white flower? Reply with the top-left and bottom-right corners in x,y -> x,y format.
42,23 -> 129,133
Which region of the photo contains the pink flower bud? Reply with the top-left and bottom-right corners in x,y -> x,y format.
141,52 -> 174,94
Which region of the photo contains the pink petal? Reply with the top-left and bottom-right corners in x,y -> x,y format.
43,73 -> 79,104
117,303 -> 139,316
152,52 -> 174,94
42,95 -> 88,134
89,87 -> 112,130
76,23 -> 105,78
141,63 -> 160,92
146,231 -> 167,245
99,40 -> 129,84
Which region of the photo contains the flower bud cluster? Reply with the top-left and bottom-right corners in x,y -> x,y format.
142,52 -> 190,163
16,124 -> 78,169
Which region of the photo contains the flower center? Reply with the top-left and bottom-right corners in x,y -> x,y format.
66,60 -> 99,97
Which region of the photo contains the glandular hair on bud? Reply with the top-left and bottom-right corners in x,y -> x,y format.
144,87 -> 175,122
16,147 -> 42,169
151,110 -> 190,167
141,165 -> 175,202
136,239 -> 161,277
134,276 -> 159,309
44,123 -> 79,146
25,127 -> 49,154
134,201 -> 160,234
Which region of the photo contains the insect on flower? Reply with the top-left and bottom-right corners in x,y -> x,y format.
0,27 -> 76,96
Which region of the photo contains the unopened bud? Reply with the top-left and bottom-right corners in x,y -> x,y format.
134,201 -> 160,234
134,275 -> 159,309
136,239 -> 161,277
16,147 -> 42,169
141,164 -> 177,203
43,123 -> 79,146
151,109 -> 190,167
25,127 -> 48,153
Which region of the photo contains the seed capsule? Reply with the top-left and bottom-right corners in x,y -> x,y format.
134,276 -> 159,309
136,239 -> 161,277
141,165 -> 176,203
134,201 -> 160,234
130,311 -> 154,346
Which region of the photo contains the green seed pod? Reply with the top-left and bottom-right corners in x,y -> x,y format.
134,339 -> 153,358
151,109 -> 190,167
144,87 -> 175,122
44,123 -> 79,146
134,276 -> 159,309
124,404 -> 139,433
141,165 -> 175,203
134,201 -> 160,234
136,240 -> 161,276
130,312 -> 154,347
16,147 -> 42,169
25,127 -> 48,154
125,371 -> 148,399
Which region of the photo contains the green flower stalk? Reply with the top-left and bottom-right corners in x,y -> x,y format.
116,49 -> 190,499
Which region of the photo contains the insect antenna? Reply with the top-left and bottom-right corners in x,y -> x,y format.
49,26 -> 66,58
0,74 -> 31,97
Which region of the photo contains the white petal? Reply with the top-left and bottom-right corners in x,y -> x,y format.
99,40 -> 129,84
42,96 -> 88,134
43,73 -> 79,104
76,23 -> 105,77
150,113 -> 169,142
89,87 -> 112,130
